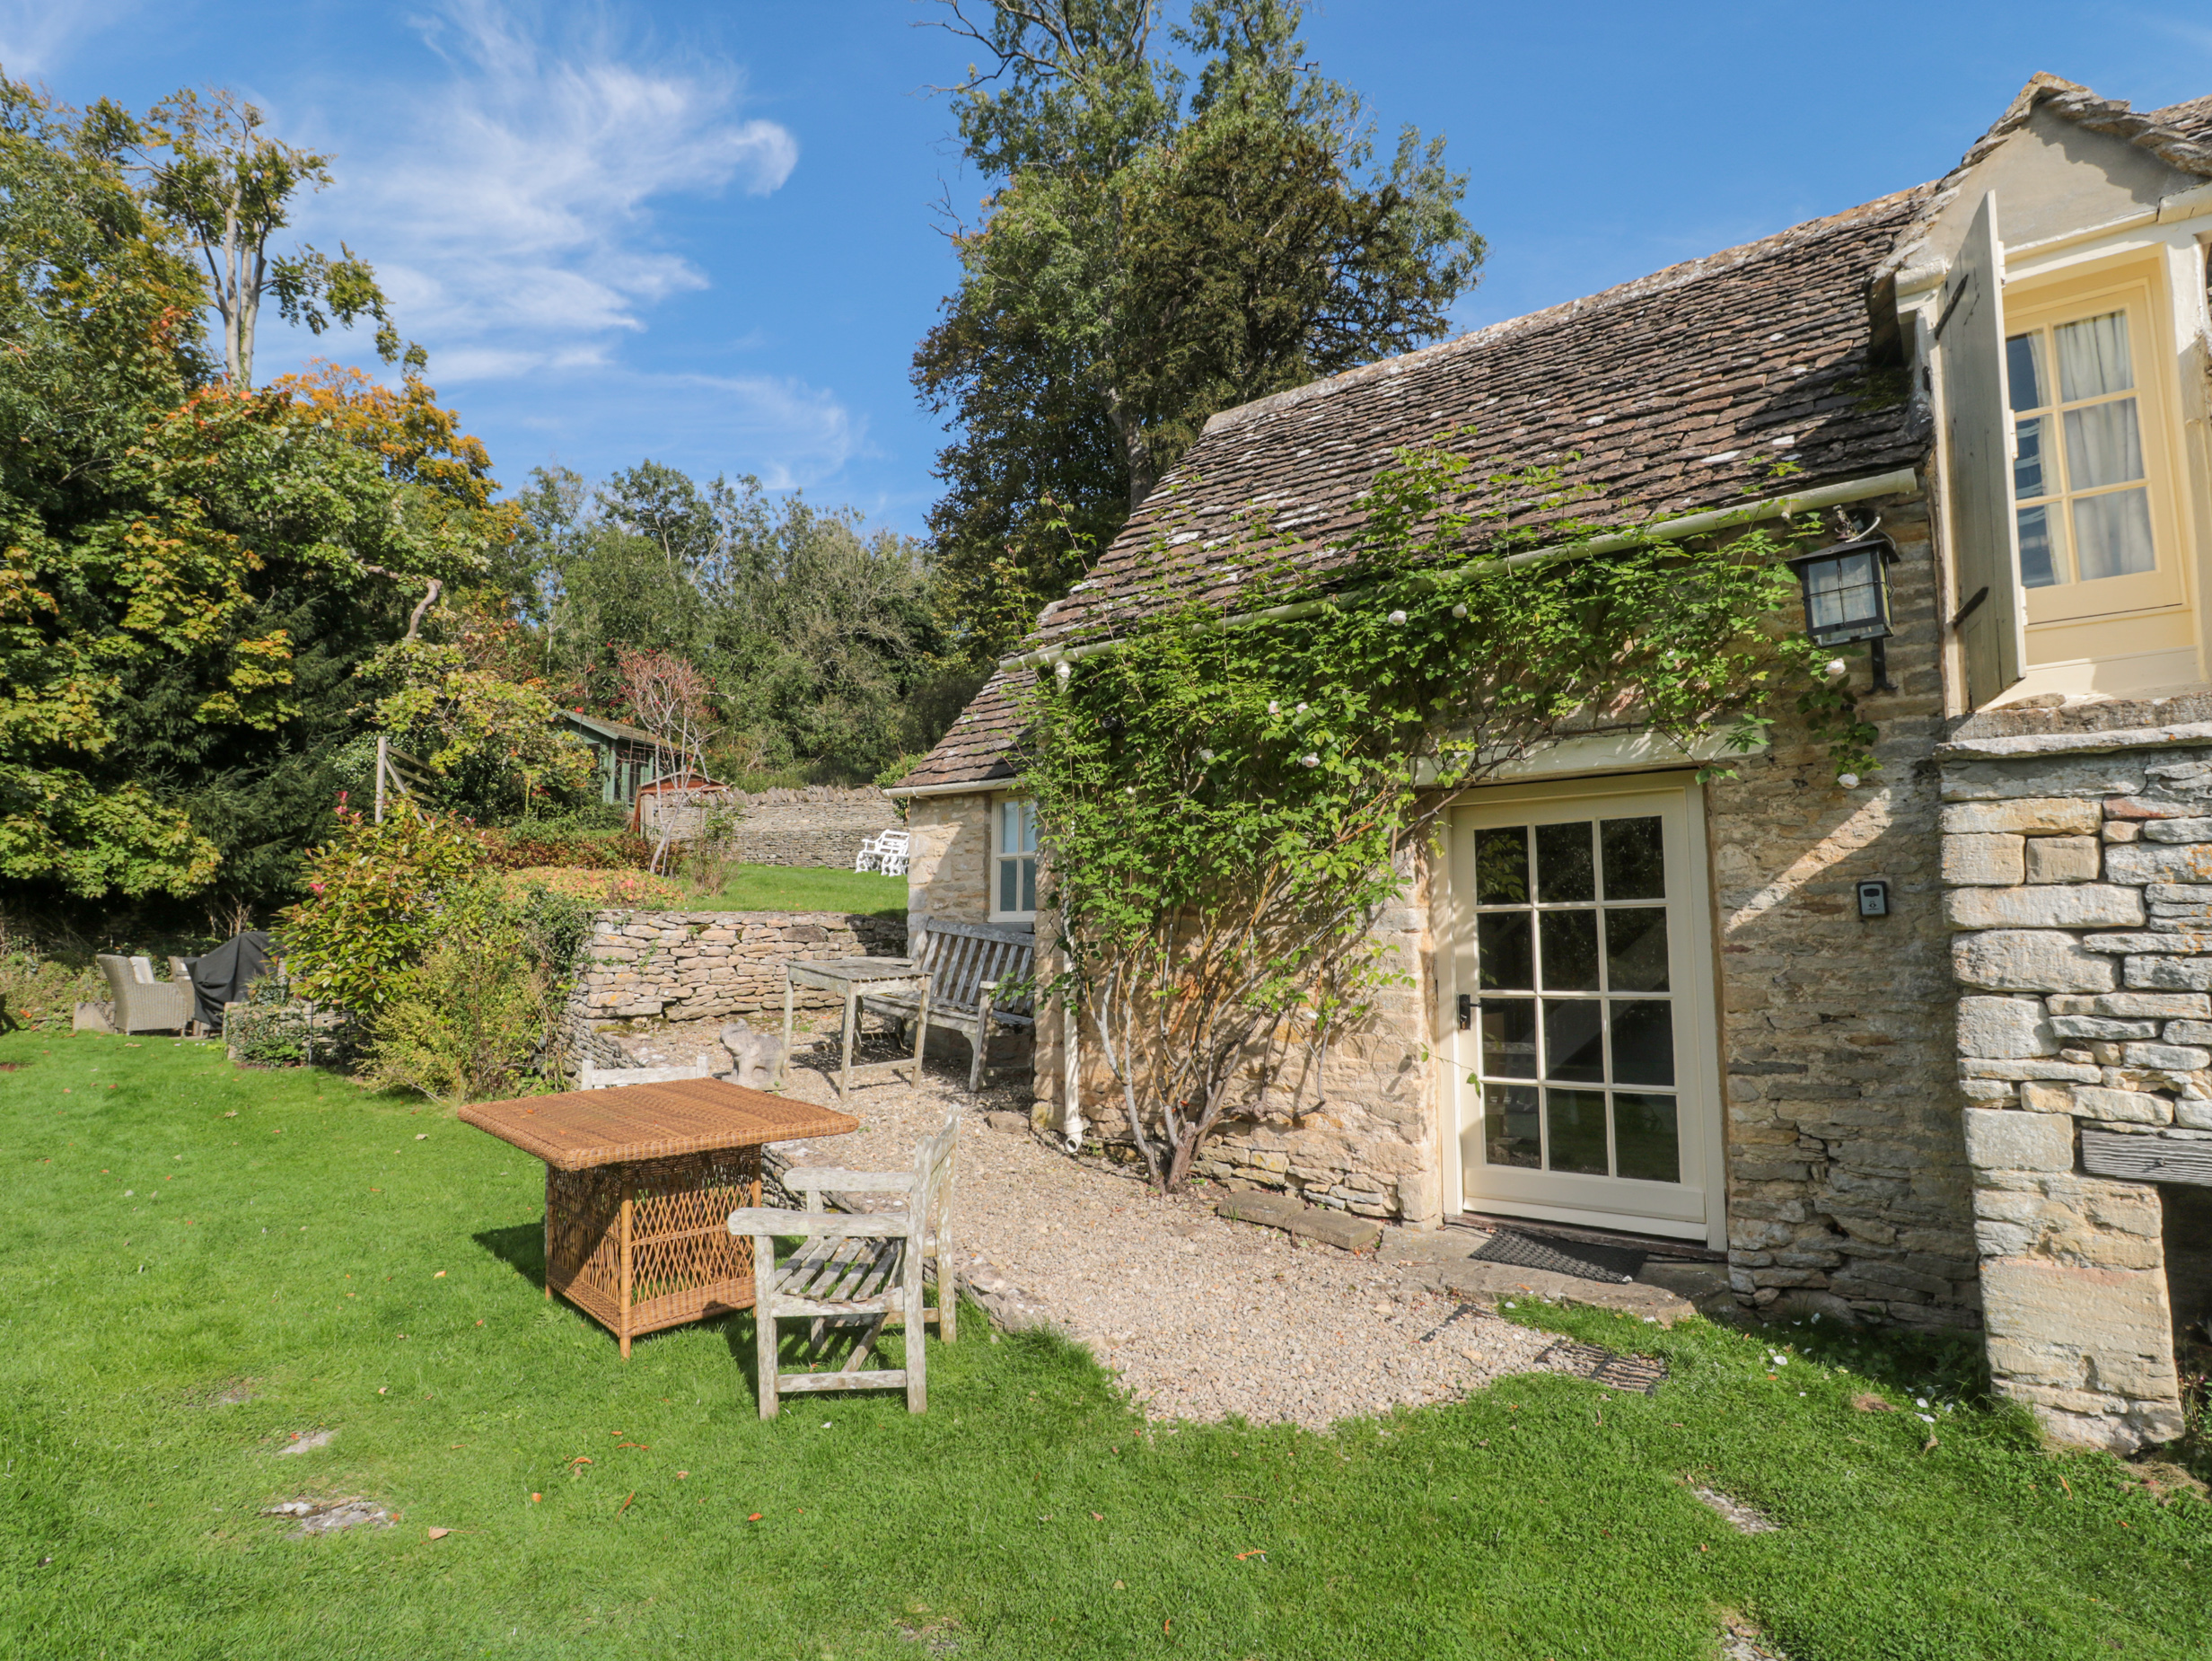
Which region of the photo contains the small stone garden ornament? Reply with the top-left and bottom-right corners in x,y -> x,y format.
717,1018 -> 787,1090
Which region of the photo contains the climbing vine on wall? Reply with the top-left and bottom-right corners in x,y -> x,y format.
1021,442 -> 1876,1191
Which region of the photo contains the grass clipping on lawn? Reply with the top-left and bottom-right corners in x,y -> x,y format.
1,1031 -> 2207,1660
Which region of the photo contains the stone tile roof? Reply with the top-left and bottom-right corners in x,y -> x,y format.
889,668 -> 1025,794
899,75 -> 2212,791
899,190 -> 1929,788
1021,186 -> 1931,659
2149,92 -> 2212,144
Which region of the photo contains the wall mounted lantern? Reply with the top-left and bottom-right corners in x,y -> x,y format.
1786,532 -> 1897,691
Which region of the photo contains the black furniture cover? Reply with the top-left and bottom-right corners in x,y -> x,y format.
189,930 -> 273,1031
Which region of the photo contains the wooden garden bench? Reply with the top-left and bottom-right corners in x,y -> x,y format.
727,1114 -> 959,1416
860,919 -> 1034,1094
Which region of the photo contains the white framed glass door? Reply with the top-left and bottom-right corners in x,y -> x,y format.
1444,778 -> 1721,1244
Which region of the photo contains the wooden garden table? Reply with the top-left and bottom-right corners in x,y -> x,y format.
460,1079 -> 857,1357
782,955 -> 930,1101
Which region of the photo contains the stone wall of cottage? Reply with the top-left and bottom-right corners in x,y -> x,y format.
1048,857 -> 1440,1226
1937,707 -> 2212,1451
1016,488 -> 1985,1265
565,909 -> 908,1033
905,795 -> 993,935
1699,491 -> 1979,1327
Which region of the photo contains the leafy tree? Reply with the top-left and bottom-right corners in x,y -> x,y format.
127,87 -> 412,387
514,464 -> 964,783
0,83 -> 500,907
915,0 -> 1482,661
353,634 -> 595,821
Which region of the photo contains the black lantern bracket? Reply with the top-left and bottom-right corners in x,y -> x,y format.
1786,532 -> 1898,694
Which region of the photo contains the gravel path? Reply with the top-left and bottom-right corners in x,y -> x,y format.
606,1019 -> 1571,1430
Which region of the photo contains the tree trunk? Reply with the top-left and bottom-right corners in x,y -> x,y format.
1102,384 -> 1156,511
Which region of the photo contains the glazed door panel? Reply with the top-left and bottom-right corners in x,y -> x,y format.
1447,779 -> 1720,1241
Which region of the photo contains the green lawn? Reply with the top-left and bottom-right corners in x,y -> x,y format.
677,863 -> 907,916
2,1032 -> 2207,1660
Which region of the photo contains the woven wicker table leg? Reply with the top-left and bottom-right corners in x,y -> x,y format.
543,1168 -> 554,1300
618,1181 -> 634,1360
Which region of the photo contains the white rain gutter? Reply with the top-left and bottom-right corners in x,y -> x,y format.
997,466 -> 1921,673
882,776 -> 1017,801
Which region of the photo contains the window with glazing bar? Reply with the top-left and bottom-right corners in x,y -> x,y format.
995,797 -> 1038,918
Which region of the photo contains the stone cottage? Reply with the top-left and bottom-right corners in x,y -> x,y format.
887,75 -> 2212,1452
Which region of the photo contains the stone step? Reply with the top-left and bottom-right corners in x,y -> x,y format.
1215,1191 -> 1384,1252
1411,1258 -> 1697,1325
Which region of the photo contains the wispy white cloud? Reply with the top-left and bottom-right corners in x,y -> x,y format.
467,364 -> 866,492
250,0 -> 861,488
304,0 -> 798,368
0,0 -> 142,76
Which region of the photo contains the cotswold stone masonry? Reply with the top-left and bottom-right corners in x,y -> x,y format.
1941,729 -> 2212,1452
725,787 -> 899,869
566,910 -> 907,1030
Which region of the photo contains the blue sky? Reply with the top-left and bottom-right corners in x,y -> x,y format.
9,2 -> 2212,536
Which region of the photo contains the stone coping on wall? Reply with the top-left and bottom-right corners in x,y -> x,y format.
1942,735 -> 2212,1452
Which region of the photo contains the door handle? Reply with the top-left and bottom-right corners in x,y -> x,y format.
1456,993 -> 1472,1031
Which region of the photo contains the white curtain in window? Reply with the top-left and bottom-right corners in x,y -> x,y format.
2062,398 -> 2145,491
2055,311 -> 2134,402
2073,488 -> 2156,582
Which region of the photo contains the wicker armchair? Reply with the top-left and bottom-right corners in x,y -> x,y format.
96,954 -> 193,1035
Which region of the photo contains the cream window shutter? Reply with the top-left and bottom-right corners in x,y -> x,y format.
1936,191 -> 2026,708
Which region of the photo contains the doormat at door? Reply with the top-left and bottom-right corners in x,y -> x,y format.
1469,1228 -> 1646,1285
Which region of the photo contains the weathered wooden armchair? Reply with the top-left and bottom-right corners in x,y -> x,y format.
95,954 -> 193,1035
859,919 -> 1034,1093
726,1114 -> 959,1417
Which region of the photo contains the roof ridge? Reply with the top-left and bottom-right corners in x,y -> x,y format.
1198,186 -> 1927,442
1878,73 -> 2212,286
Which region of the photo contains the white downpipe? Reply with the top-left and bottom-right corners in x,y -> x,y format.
1062,995 -> 1084,1152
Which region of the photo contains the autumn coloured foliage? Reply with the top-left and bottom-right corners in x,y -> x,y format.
0,82 -> 518,901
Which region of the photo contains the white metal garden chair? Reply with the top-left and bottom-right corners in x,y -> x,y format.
853,834 -> 883,873
874,830 -> 911,877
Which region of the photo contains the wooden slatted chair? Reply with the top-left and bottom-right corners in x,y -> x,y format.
859,919 -> 1034,1093
727,1114 -> 959,1417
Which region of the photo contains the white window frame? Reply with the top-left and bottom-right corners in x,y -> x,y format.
2006,275 -> 2185,629
990,795 -> 1039,922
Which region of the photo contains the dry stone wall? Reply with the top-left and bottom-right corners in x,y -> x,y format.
723,787 -> 901,869
1939,714 -> 2212,1451
566,909 -> 907,1031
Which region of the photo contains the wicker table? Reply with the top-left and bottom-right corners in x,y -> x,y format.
460,1080 -> 857,1358
783,955 -> 930,1101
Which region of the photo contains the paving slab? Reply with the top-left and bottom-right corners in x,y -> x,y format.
1409,1258 -> 1696,1324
